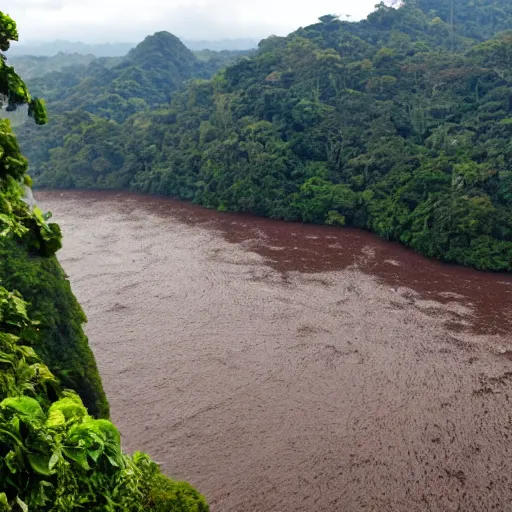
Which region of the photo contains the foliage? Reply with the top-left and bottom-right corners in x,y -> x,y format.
0,286 -> 208,511
0,14 -> 106,417
24,0 -> 512,270
146,473 -> 209,512
0,20 -> 113,419
0,13 -> 45,126
0,12 -> 208,511
0,235 -> 108,418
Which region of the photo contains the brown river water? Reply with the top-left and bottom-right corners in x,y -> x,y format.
38,190 -> 512,512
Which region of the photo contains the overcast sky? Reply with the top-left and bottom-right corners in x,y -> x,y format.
3,0 -> 379,43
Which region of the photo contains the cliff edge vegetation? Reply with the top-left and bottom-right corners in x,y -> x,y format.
0,11 -> 208,511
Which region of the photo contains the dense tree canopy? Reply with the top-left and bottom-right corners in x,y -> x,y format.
20,0 -> 512,270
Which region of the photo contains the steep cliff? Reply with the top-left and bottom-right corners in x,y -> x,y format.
0,11 -> 208,511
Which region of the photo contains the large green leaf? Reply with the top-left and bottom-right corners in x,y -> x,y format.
45,408 -> 65,428
48,449 -> 61,471
0,396 -> 44,422
47,396 -> 86,426
62,446 -> 90,471
0,493 -> 10,512
27,452 -> 53,476
15,497 -> 27,512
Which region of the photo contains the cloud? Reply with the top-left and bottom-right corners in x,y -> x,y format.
5,0 -> 379,43
4,0 -> 65,10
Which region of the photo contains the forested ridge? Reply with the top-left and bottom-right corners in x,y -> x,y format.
0,12 -> 208,511
15,33 -> 247,123
21,0 -> 512,270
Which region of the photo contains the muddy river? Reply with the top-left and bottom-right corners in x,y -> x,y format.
38,190 -> 512,512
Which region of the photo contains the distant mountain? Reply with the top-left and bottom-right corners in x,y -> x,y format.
8,40 -> 134,57
10,48 -> 246,84
125,32 -> 198,74
8,38 -> 258,57
13,30 -> 248,177
23,32 -> 210,122
9,53 -> 99,79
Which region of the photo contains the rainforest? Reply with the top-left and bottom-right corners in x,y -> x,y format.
14,0 -> 512,271
1,0 -> 512,510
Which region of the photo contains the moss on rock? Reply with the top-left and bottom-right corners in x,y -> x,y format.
0,235 -> 109,418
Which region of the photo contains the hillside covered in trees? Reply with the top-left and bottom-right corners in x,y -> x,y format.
21,0 -> 512,271
18,32 -> 246,122
0,12 -> 208,511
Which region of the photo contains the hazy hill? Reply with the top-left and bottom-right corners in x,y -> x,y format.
19,0 -> 512,270
8,47 -> 247,85
9,53 -> 100,79
8,38 -> 258,57
13,29 -> 248,177
8,40 -> 135,57
23,31 -> 237,122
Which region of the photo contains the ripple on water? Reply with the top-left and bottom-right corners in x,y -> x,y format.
38,190 -> 512,512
